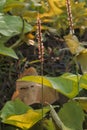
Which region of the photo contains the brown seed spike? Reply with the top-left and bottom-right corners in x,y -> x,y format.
66,0 -> 74,34
37,14 -> 44,63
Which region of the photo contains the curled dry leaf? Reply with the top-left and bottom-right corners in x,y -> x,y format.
12,67 -> 59,105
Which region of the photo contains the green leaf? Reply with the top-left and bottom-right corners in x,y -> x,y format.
0,99 -> 30,120
64,34 -> 87,73
0,0 -> 6,12
43,118 -> 57,130
64,34 -> 84,55
0,99 -> 50,129
0,13 -> 32,37
4,109 -> 48,129
18,73 -> 80,98
4,1 -> 29,13
74,97 -> 87,112
0,43 -> 18,59
59,101 -> 85,130
76,49 -> 87,73
5,109 -> 49,129
0,13 -> 13,36
79,73 -> 87,89
4,15 -> 32,34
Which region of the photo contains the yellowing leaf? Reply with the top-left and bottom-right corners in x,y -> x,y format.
64,34 -> 84,54
18,73 -> 80,98
79,73 -> 87,89
40,0 -> 64,18
74,97 -> 87,112
47,0 -> 64,15
4,2 -> 26,12
77,49 -> 87,73
3,108 -> 50,129
18,76 -> 52,88
64,34 -> 87,73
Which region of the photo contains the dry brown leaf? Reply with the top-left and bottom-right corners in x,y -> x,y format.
12,67 -> 59,105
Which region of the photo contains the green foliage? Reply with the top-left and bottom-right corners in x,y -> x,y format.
74,97 -> 87,111
0,0 -> 32,58
0,99 -> 50,129
18,72 -> 87,98
64,33 -> 87,74
59,101 -> 85,130
18,73 -> 80,98
0,13 -> 32,58
2,0 -> 87,34
0,99 -> 29,119
0,0 -> 6,12
0,0 -> 87,129
0,0 -> 87,58
0,42 -> 18,59
0,99 -> 85,130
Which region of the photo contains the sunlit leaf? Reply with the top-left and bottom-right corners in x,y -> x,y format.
18,73 -> 80,98
47,0 -> 64,14
64,34 -> 87,73
72,1 -> 87,29
1,100 -> 50,129
0,99 -> 50,129
40,0 -> 64,19
79,73 -> 87,89
64,34 -> 84,54
4,0 -> 44,20
4,1 -> 28,13
4,110 -> 42,129
59,101 -> 85,130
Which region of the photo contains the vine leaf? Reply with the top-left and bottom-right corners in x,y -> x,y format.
58,101 -> 85,130
64,34 -> 84,54
0,99 -> 30,120
40,0 -> 64,19
0,43 -> 18,59
0,99 -> 50,129
64,34 -> 87,73
18,73 -> 80,98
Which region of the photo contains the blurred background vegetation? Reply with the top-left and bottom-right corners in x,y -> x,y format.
0,0 -> 87,109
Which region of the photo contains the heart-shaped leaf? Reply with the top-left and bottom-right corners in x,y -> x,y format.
58,101 -> 85,130
18,73 -> 80,98
0,99 -> 50,129
0,43 -> 18,59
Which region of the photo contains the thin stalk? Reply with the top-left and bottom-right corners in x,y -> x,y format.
37,14 -> 44,119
